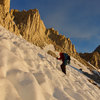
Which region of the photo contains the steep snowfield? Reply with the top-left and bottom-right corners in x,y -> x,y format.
0,26 -> 100,100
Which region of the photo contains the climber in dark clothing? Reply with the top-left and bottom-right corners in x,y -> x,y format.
57,53 -> 71,74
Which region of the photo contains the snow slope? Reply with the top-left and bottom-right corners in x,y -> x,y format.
0,26 -> 100,100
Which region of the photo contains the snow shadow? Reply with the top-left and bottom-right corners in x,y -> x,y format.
69,65 -> 82,73
53,88 -> 71,100
38,53 -> 45,59
69,65 -> 100,85
82,70 -> 100,85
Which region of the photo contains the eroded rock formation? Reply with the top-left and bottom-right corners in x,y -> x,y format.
10,9 -> 47,47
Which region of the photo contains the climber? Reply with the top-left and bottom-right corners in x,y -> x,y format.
57,53 -> 71,74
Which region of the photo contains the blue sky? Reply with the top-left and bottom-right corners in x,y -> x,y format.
10,0 -> 100,53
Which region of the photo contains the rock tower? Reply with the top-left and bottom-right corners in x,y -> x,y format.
0,0 -> 20,35
0,0 -> 10,14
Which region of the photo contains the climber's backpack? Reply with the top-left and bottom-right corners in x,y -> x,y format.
63,53 -> 70,60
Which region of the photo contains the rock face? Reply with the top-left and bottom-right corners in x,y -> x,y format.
0,0 -> 20,35
0,0 -> 10,14
80,46 -> 100,69
10,9 -> 47,47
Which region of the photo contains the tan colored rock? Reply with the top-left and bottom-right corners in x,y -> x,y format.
0,0 -> 20,35
80,51 -> 100,69
45,28 -> 76,54
3,0 -> 10,13
0,0 -> 10,15
11,9 -> 46,47
47,50 -> 57,58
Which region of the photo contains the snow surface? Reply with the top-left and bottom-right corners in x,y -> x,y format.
0,25 -> 100,100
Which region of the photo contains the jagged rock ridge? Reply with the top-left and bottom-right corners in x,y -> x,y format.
0,0 -> 76,54
10,9 -> 76,54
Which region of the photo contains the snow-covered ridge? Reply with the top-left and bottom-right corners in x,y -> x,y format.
0,26 -> 100,100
